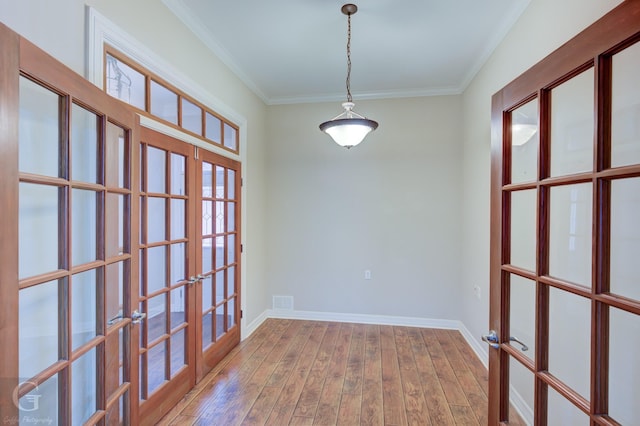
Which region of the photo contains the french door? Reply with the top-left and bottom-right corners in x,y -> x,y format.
137,128 -> 241,422
488,1 -> 640,424
0,24 -> 139,424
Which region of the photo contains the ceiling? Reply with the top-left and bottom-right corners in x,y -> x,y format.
163,0 -> 531,105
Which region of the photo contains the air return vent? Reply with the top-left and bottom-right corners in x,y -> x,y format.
272,295 -> 294,311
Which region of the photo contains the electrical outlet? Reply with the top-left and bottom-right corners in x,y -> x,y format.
364,270 -> 372,280
473,285 -> 481,300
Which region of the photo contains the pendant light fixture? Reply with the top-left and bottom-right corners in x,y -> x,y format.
319,3 -> 378,149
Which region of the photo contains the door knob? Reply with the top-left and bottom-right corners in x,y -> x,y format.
509,336 -> 529,351
482,330 -> 500,349
132,310 -> 147,324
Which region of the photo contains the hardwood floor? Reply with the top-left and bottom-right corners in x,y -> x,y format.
158,319 -> 525,425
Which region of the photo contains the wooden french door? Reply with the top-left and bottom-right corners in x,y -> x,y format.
488,1 -> 640,424
0,24 -> 139,424
137,128 -> 196,424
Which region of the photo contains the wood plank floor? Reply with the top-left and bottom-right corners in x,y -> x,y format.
158,319 -> 525,425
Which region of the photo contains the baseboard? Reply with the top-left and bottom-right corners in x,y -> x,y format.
509,384 -> 534,425
241,309 -> 269,341
457,323 -> 489,369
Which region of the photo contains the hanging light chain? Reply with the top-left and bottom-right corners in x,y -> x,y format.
346,11 -> 353,103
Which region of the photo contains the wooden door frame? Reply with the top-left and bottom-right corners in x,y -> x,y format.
489,1 -> 640,423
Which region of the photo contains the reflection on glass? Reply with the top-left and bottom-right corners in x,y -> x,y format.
171,199 -> 186,240
202,312 -> 213,349
150,80 -> 178,125
147,146 -> 166,194
550,69 -> 594,176
106,193 -> 126,258
205,112 -> 221,143
19,76 -> 60,177
19,183 -> 59,279
105,390 -> 128,425
612,42 -> 640,167
19,281 -> 59,378
147,246 -> 167,295
216,201 -> 225,233
181,98 -> 202,135
548,287 -> 590,399
202,238 -> 213,273
106,328 -> 123,397
147,342 -> 166,395
511,100 -> 538,184
215,270 -> 225,305
106,122 -> 126,189
610,178 -> 640,301
170,287 -> 186,329
548,386 -> 589,425
147,295 -> 167,343
510,190 -> 536,271
170,153 -> 186,195
509,357 -> 534,424
106,262 -> 124,326
203,162 -> 213,197
170,243 -> 186,285
72,189 -> 97,266
549,184 -> 592,287
509,275 -> 535,363
71,348 -> 97,425
170,329 -> 186,377
203,201 -> 213,235
224,123 -> 237,150
105,53 -> 145,110
71,270 -> 97,350
202,276 -> 213,313
227,169 -> 236,200
147,197 -> 166,243
609,307 -> 640,424
71,104 -> 98,183
20,373 -> 58,420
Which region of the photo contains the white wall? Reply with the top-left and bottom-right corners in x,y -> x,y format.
0,0 -> 271,327
266,96 -> 464,320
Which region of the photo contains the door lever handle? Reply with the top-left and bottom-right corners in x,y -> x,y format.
132,310 -> 147,324
108,309 -> 124,326
509,336 -> 529,351
482,330 -> 500,349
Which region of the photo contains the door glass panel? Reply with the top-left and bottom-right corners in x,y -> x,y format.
227,234 -> 236,264
170,287 -> 186,329
181,98 -> 202,135
171,199 -> 186,240
147,294 -> 167,342
215,201 -> 225,233
202,313 -> 213,348
610,177 -> 640,301
150,80 -> 178,125
147,342 -> 167,394
106,262 -> 124,326
19,76 -> 60,177
205,113 -> 221,143
228,298 -> 236,328
609,307 -> 640,424
215,271 -> 224,305
547,386 -> 589,425
147,197 -> 166,243
106,328 -> 124,397
611,41 -> 640,167
19,373 -> 58,421
147,146 -> 166,193
509,357 -> 534,424
510,189 -> 536,271
19,183 -> 59,278
550,69 -> 594,176
215,166 -> 225,198
223,123 -> 237,150
203,201 -> 213,235
147,246 -> 167,294
71,347 -> 97,424
548,287 -> 591,399
105,390 -> 128,425
72,189 -> 97,266
106,53 -> 146,110
511,100 -> 538,184
19,280 -> 59,378
227,267 -> 235,298
203,276 -> 213,310
548,183 -> 592,287
71,270 -> 97,351
170,329 -> 186,377
71,104 -> 98,184
227,202 -> 236,232
227,169 -> 236,199
215,237 -> 225,270
170,243 -> 186,285
170,153 -> 186,195
509,274 -> 535,363
203,238 -> 213,273
106,122 -> 126,189
216,307 -> 225,339
106,193 -> 126,258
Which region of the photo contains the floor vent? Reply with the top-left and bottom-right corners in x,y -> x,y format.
273,295 -> 294,311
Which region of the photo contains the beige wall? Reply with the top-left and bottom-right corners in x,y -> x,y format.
266,96 -> 463,319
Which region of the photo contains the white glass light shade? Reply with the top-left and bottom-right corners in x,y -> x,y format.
320,102 -> 378,148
